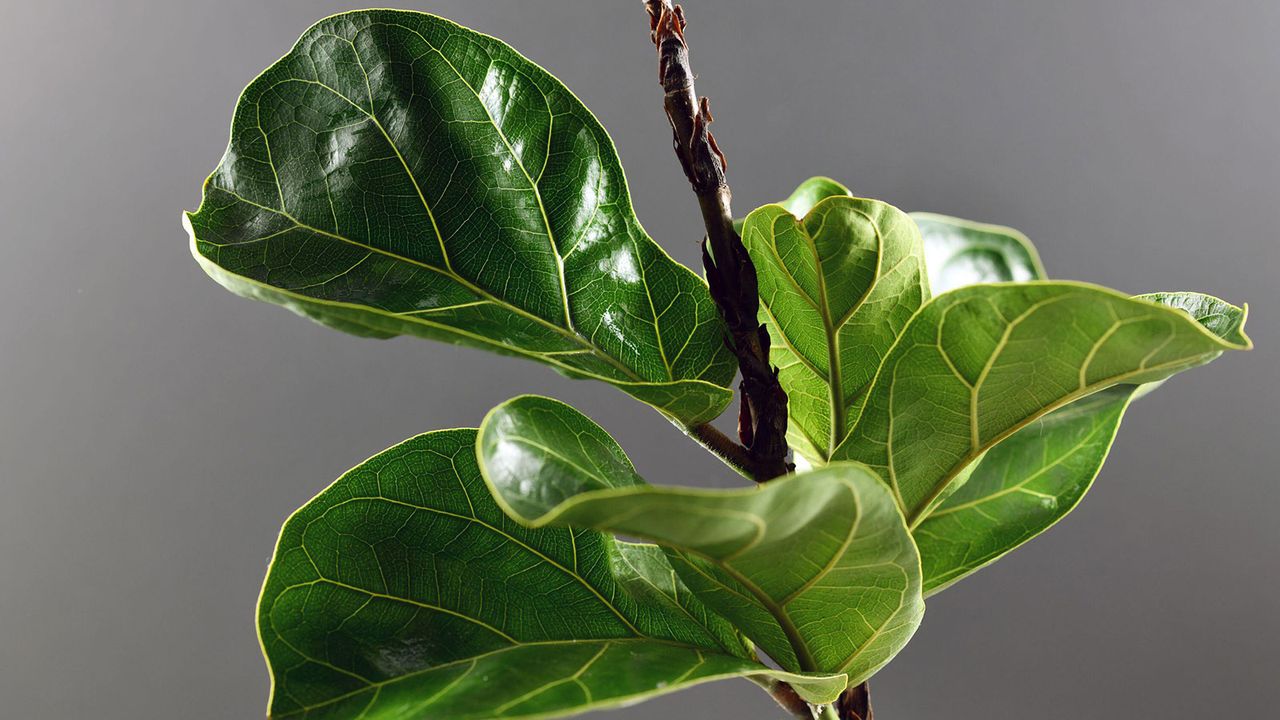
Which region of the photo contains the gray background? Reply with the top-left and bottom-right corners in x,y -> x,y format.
1,1 -> 1275,717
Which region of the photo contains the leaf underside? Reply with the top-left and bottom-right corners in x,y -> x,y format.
742,195 -> 929,463
914,384 -> 1137,594
478,396 -> 924,684
258,428 -> 845,719
907,216 -> 1249,593
832,281 -> 1251,528
186,9 -> 735,425
913,212 -> 1045,293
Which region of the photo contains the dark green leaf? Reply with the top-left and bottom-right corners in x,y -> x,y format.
258,428 -> 845,718
831,282 -> 1251,526
912,212 -> 1046,292
479,396 -> 924,683
741,197 -> 929,463
185,9 -> 734,425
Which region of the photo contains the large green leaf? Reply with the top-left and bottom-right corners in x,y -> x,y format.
258,428 -> 845,719
913,212 -> 1046,292
741,196 -> 929,463
913,294 -> 1245,595
907,214 -> 1064,591
831,282 -> 1251,526
909,217 -> 1248,593
914,385 -> 1137,595
908,216 -> 1248,591
478,396 -> 924,684
185,9 -> 735,425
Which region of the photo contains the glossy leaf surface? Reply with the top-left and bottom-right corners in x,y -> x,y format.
479,396 -> 924,683
186,10 -> 734,425
258,428 -> 845,718
913,212 -> 1046,292
832,282 -> 1251,525
741,197 -> 929,463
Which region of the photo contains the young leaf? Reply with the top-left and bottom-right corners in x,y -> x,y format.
912,212 -> 1047,292
478,396 -> 924,684
779,176 -> 855,218
258,429 -> 845,719
740,197 -> 929,463
184,9 -> 735,426
914,385 -> 1138,595
831,282 -> 1251,526
757,181 -> 1047,295
730,176 -> 852,236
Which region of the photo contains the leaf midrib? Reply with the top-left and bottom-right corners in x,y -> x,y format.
192,241 -> 733,415
759,204 -> 899,459
314,494 -> 645,635
903,337 -> 1220,529
206,183 -> 644,384
224,24 -> 657,385
613,544 -> 743,657
923,407 -> 1114,519
797,208 -> 848,456
662,480 -> 899,675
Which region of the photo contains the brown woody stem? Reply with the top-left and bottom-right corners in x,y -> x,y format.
836,681 -> 874,720
644,0 -> 790,483
642,2 -> 875,718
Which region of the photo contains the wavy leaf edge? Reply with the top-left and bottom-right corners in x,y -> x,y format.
184,8 -> 736,426
833,279 -> 1250,527
476,395 -> 924,684
256,426 -> 849,719
742,192 -> 930,462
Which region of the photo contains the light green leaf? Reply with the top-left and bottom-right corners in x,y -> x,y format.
741,196 -> 929,463
910,290 -> 1250,593
185,9 -> 734,425
832,282 -> 1251,526
478,396 -> 924,684
914,385 -> 1137,595
258,428 -> 845,719
912,212 -> 1046,292
730,176 -> 852,237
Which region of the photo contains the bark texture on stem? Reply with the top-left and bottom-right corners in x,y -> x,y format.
642,2 -> 872,718
644,0 -> 790,482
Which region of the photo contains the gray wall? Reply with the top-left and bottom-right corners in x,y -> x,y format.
1,1 -> 1275,717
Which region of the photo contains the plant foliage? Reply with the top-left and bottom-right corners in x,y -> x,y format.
186,9 -> 1251,719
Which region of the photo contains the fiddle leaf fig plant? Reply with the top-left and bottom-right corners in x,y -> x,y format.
185,7 -> 1252,720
